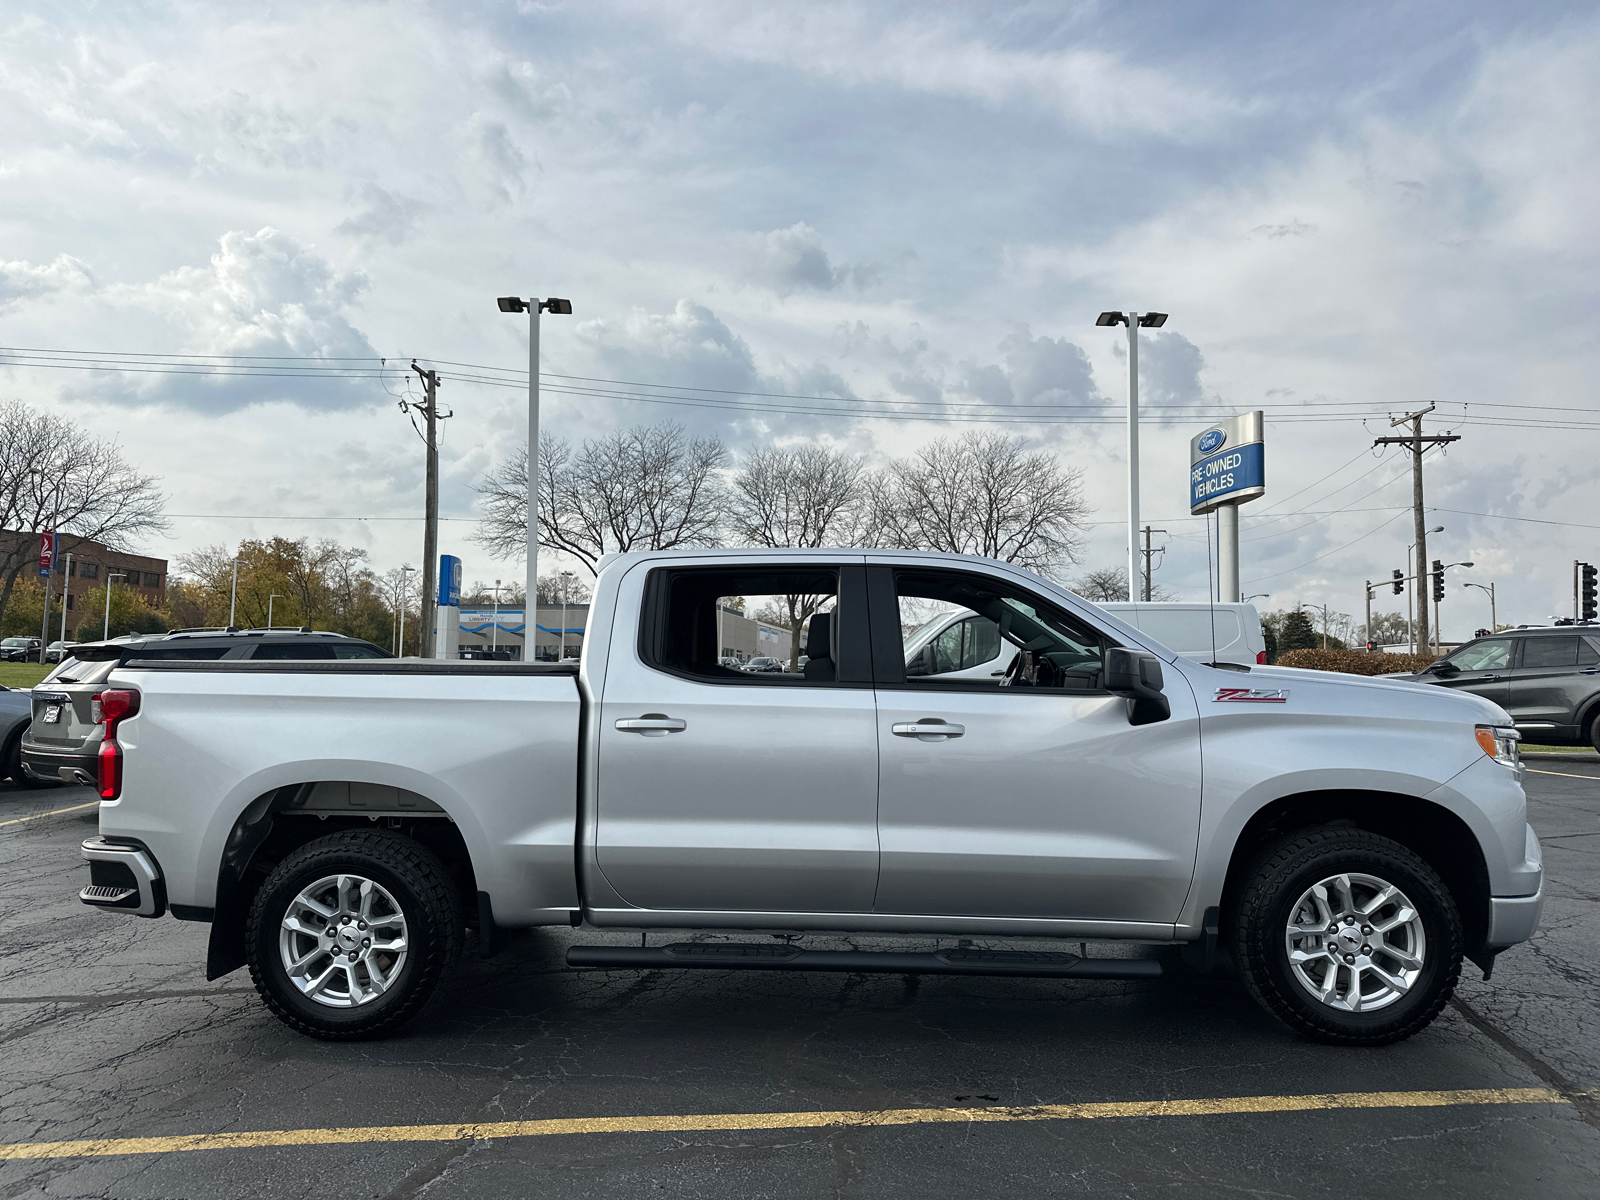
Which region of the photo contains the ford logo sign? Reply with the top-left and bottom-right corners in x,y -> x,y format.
1197,428 -> 1226,454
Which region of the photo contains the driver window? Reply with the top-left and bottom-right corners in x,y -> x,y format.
894,570 -> 1103,691
1445,639 -> 1513,672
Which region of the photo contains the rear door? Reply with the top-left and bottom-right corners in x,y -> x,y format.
869,564 -> 1202,925
592,560 -> 881,914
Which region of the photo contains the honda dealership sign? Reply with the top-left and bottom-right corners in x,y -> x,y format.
1189,410 -> 1265,514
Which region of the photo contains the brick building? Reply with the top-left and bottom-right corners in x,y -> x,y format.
1,529 -> 168,623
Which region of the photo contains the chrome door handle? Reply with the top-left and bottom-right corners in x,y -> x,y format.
615,714 -> 687,736
892,719 -> 965,740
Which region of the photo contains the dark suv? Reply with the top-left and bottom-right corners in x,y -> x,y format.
1401,626 -> 1600,750
21,629 -> 390,786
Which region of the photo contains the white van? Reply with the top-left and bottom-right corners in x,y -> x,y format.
903,601 -> 1265,681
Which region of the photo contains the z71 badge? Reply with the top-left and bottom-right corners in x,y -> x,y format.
1214,687 -> 1289,703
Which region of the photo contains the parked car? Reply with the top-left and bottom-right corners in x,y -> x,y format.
1393,626 -> 1600,750
1,637 -> 41,663
741,656 -> 785,673
21,629 -> 390,786
904,602 -> 1267,681
76,548 -> 1539,1047
1,684 -> 52,787
44,640 -> 74,664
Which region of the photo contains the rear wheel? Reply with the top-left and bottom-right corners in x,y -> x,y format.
246,830 -> 463,1040
1233,827 -> 1461,1045
3,734 -> 57,789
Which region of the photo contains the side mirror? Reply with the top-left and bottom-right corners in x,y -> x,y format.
1102,648 -> 1170,726
1430,660 -> 1458,676
906,645 -> 935,677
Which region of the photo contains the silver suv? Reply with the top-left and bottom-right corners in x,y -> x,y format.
21,629 -> 390,786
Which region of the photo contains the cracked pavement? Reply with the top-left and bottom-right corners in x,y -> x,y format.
2,771 -> 1599,1199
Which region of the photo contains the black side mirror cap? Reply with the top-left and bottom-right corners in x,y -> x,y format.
1103,648 -> 1171,726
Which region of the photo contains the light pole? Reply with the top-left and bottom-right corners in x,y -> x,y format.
560,570 -> 574,662
103,573 -> 126,641
1462,581 -> 1496,633
30,469 -> 63,665
489,579 -> 503,657
58,552 -> 72,650
397,566 -> 415,655
1433,561 -> 1474,652
228,554 -> 240,629
497,294 -> 573,616
1406,526 -> 1444,652
1096,310 -> 1168,603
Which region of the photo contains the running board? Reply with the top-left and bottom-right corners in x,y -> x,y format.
566,942 -> 1164,979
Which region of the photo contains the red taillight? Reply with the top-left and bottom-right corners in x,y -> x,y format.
96,689 -> 140,801
1256,651 -> 1267,664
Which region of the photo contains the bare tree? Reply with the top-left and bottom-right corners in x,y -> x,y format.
728,445 -> 867,668
864,431 -> 1089,577
0,401 -> 168,631
1071,566 -> 1178,603
474,423 -> 728,575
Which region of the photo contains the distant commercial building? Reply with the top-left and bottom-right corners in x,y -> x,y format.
711,605 -> 792,662
0,529 -> 167,622
457,604 -> 590,662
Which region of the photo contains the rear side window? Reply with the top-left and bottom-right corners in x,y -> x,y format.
249,643 -> 337,660
127,647 -> 232,661
1521,637 -> 1579,668
1583,639 -> 1600,665
332,643 -> 390,659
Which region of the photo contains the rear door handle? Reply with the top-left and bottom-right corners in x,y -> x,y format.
892,719 -> 965,740
615,714 -> 687,736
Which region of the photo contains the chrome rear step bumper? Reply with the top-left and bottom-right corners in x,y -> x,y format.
79,836 -> 166,918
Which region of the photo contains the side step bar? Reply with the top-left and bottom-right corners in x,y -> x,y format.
567,942 -> 1164,980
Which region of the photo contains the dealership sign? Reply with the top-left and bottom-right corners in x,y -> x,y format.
1189,410 -> 1266,515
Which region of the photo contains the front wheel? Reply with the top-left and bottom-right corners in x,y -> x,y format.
1232,827 -> 1462,1045
246,830 -> 463,1040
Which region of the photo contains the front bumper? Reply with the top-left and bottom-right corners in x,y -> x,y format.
22,744 -> 98,787
1486,882 -> 1544,948
80,836 -> 166,918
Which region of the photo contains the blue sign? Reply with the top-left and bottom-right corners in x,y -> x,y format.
1196,428 -> 1226,455
1190,442 -> 1265,512
437,554 -> 461,607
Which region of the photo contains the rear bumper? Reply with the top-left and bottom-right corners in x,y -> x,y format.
1486,882 -> 1544,948
21,744 -> 98,787
80,836 -> 166,918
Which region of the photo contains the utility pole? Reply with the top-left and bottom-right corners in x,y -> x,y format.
409,363 -> 450,659
1140,526 -> 1167,602
1374,404 -> 1459,655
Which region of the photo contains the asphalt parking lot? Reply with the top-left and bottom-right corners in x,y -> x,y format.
2,762 -> 1598,1199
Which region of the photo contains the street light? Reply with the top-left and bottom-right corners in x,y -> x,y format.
1243,593 -> 1270,603
498,294 -> 573,614
267,594 -> 285,630
1462,581 -> 1496,633
1095,310 -> 1168,605
103,573 -> 127,641
396,566 -> 415,655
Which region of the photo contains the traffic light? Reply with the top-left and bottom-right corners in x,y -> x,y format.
1475,628 -> 1491,639
1392,568 -> 1404,595
1431,560 -> 1445,603
1583,562 -> 1598,622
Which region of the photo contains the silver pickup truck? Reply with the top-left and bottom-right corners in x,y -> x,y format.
75,549 -> 1542,1046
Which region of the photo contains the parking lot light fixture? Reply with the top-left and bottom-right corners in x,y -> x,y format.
499,293 -> 573,616
1094,308 -> 1169,611
267,594 -> 285,631
1463,581 -> 1496,631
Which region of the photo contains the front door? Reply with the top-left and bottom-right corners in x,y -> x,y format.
593,560 -> 880,914
1428,638 -> 1513,709
868,564 -> 1202,924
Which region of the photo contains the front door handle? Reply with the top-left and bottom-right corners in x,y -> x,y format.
892,719 -> 965,740
615,714 -> 687,736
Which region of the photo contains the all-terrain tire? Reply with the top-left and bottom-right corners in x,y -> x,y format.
246,829 -> 463,1040
1232,826 -> 1462,1046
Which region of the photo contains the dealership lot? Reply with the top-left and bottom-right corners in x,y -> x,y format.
2,765 -> 1598,1198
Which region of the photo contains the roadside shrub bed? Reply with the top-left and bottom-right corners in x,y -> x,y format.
1275,648 -> 1439,675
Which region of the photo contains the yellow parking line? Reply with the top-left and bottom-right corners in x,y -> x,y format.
1526,768 -> 1600,781
0,800 -> 98,829
0,1088 -> 1566,1161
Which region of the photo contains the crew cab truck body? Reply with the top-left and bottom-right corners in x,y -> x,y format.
79,549 -> 1543,1044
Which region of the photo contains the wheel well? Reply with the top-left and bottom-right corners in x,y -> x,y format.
1219,790 -> 1490,952
205,782 -> 479,980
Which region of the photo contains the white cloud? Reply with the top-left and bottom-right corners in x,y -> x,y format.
0,254 -> 94,311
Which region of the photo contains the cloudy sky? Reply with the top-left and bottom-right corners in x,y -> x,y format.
3,0 -> 1597,635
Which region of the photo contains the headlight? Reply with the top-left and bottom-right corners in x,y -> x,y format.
1475,724 -> 1520,768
